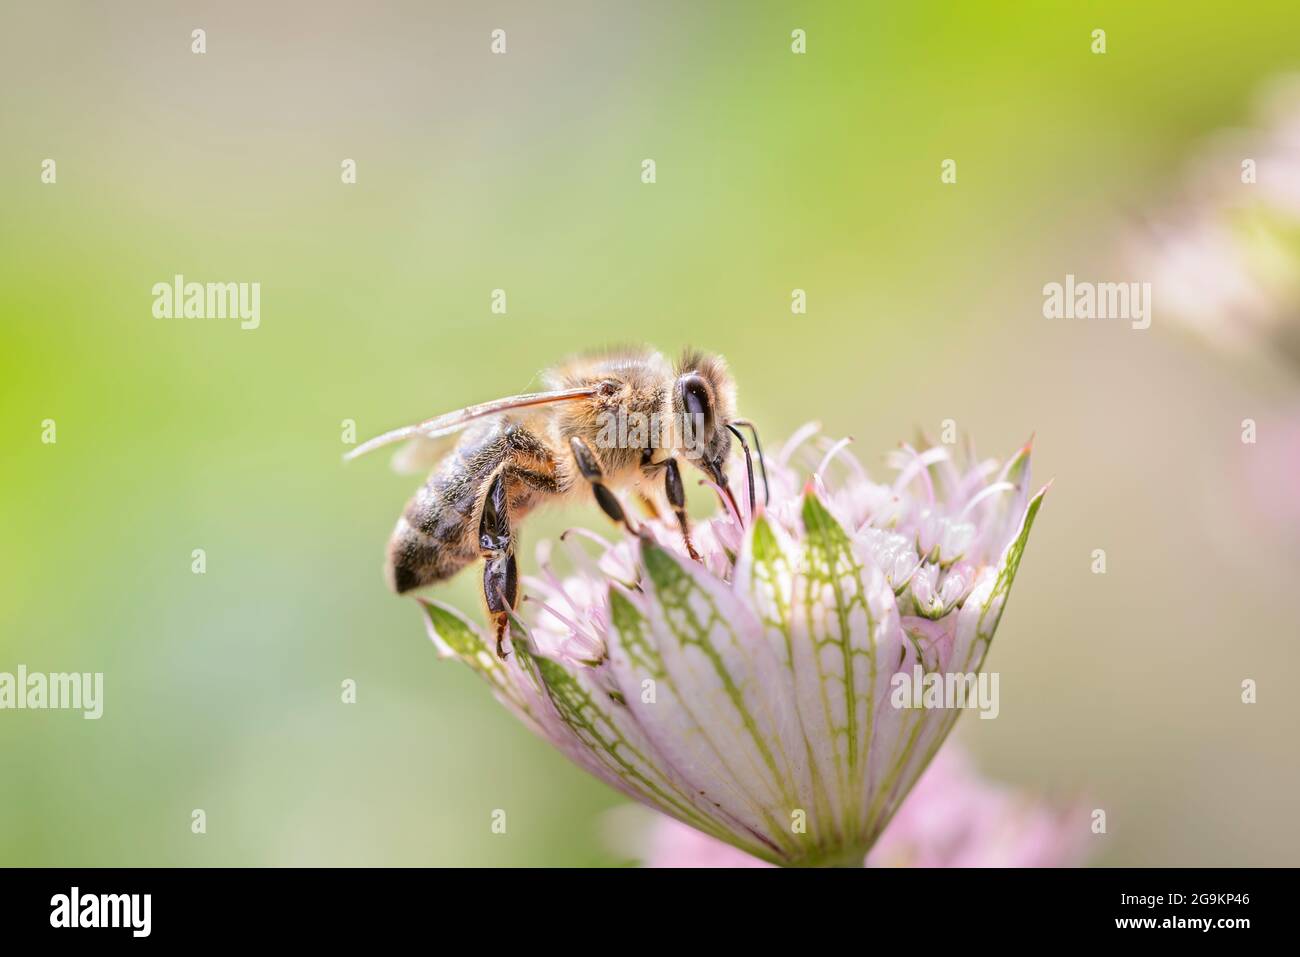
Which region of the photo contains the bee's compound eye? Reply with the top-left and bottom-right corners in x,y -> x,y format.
678,375 -> 714,429
598,380 -> 619,398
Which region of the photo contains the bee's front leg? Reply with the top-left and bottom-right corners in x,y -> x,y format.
662,457 -> 701,562
479,470 -> 518,659
570,436 -> 637,536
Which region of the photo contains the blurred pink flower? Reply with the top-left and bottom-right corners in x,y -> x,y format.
1128,73 -> 1300,374
1131,75 -> 1300,547
614,745 -> 1088,868
420,428 -> 1046,867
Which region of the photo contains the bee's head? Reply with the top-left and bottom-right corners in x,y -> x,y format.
673,350 -> 736,486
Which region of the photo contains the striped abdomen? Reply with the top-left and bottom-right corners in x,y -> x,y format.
385,419 -> 557,593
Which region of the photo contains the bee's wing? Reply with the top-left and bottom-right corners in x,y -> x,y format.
387,433 -> 458,475
344,386 -> 598,464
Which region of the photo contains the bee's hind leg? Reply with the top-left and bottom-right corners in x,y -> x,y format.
479,471 -> 518,659
483,556 -> 517,659
569,436 -> 637,536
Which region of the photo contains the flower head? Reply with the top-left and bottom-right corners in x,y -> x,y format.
420,428 -> 1046,867
612,744 -> 1089,868
1127,72 -> 1300,375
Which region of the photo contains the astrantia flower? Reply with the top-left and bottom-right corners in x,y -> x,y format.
419,428 -> 1046,867
611,744 -> 1088,868
1125,75 -> 1300,543
1127,72 -> 1300,375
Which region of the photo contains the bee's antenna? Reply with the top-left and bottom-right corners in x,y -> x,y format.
732,419 -> 770,507
725,423 -> 757,520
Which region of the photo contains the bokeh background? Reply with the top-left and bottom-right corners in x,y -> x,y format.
3,1 -> 1299,866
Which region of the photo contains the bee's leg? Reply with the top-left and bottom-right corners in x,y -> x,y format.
570,436 -> 636,535
636,493 -> 662,519
663,457 -> 701,562
483,555 -> 517,659
634,450 -> 663,518
479,470 -> 518,659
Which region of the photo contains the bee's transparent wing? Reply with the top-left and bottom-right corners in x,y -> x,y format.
387,433 -> 458,475
344,386 -> 599,464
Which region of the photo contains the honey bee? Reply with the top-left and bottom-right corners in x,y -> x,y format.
347,347 -> 767,658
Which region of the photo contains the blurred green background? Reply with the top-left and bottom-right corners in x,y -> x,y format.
3,1 -> 1298,866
